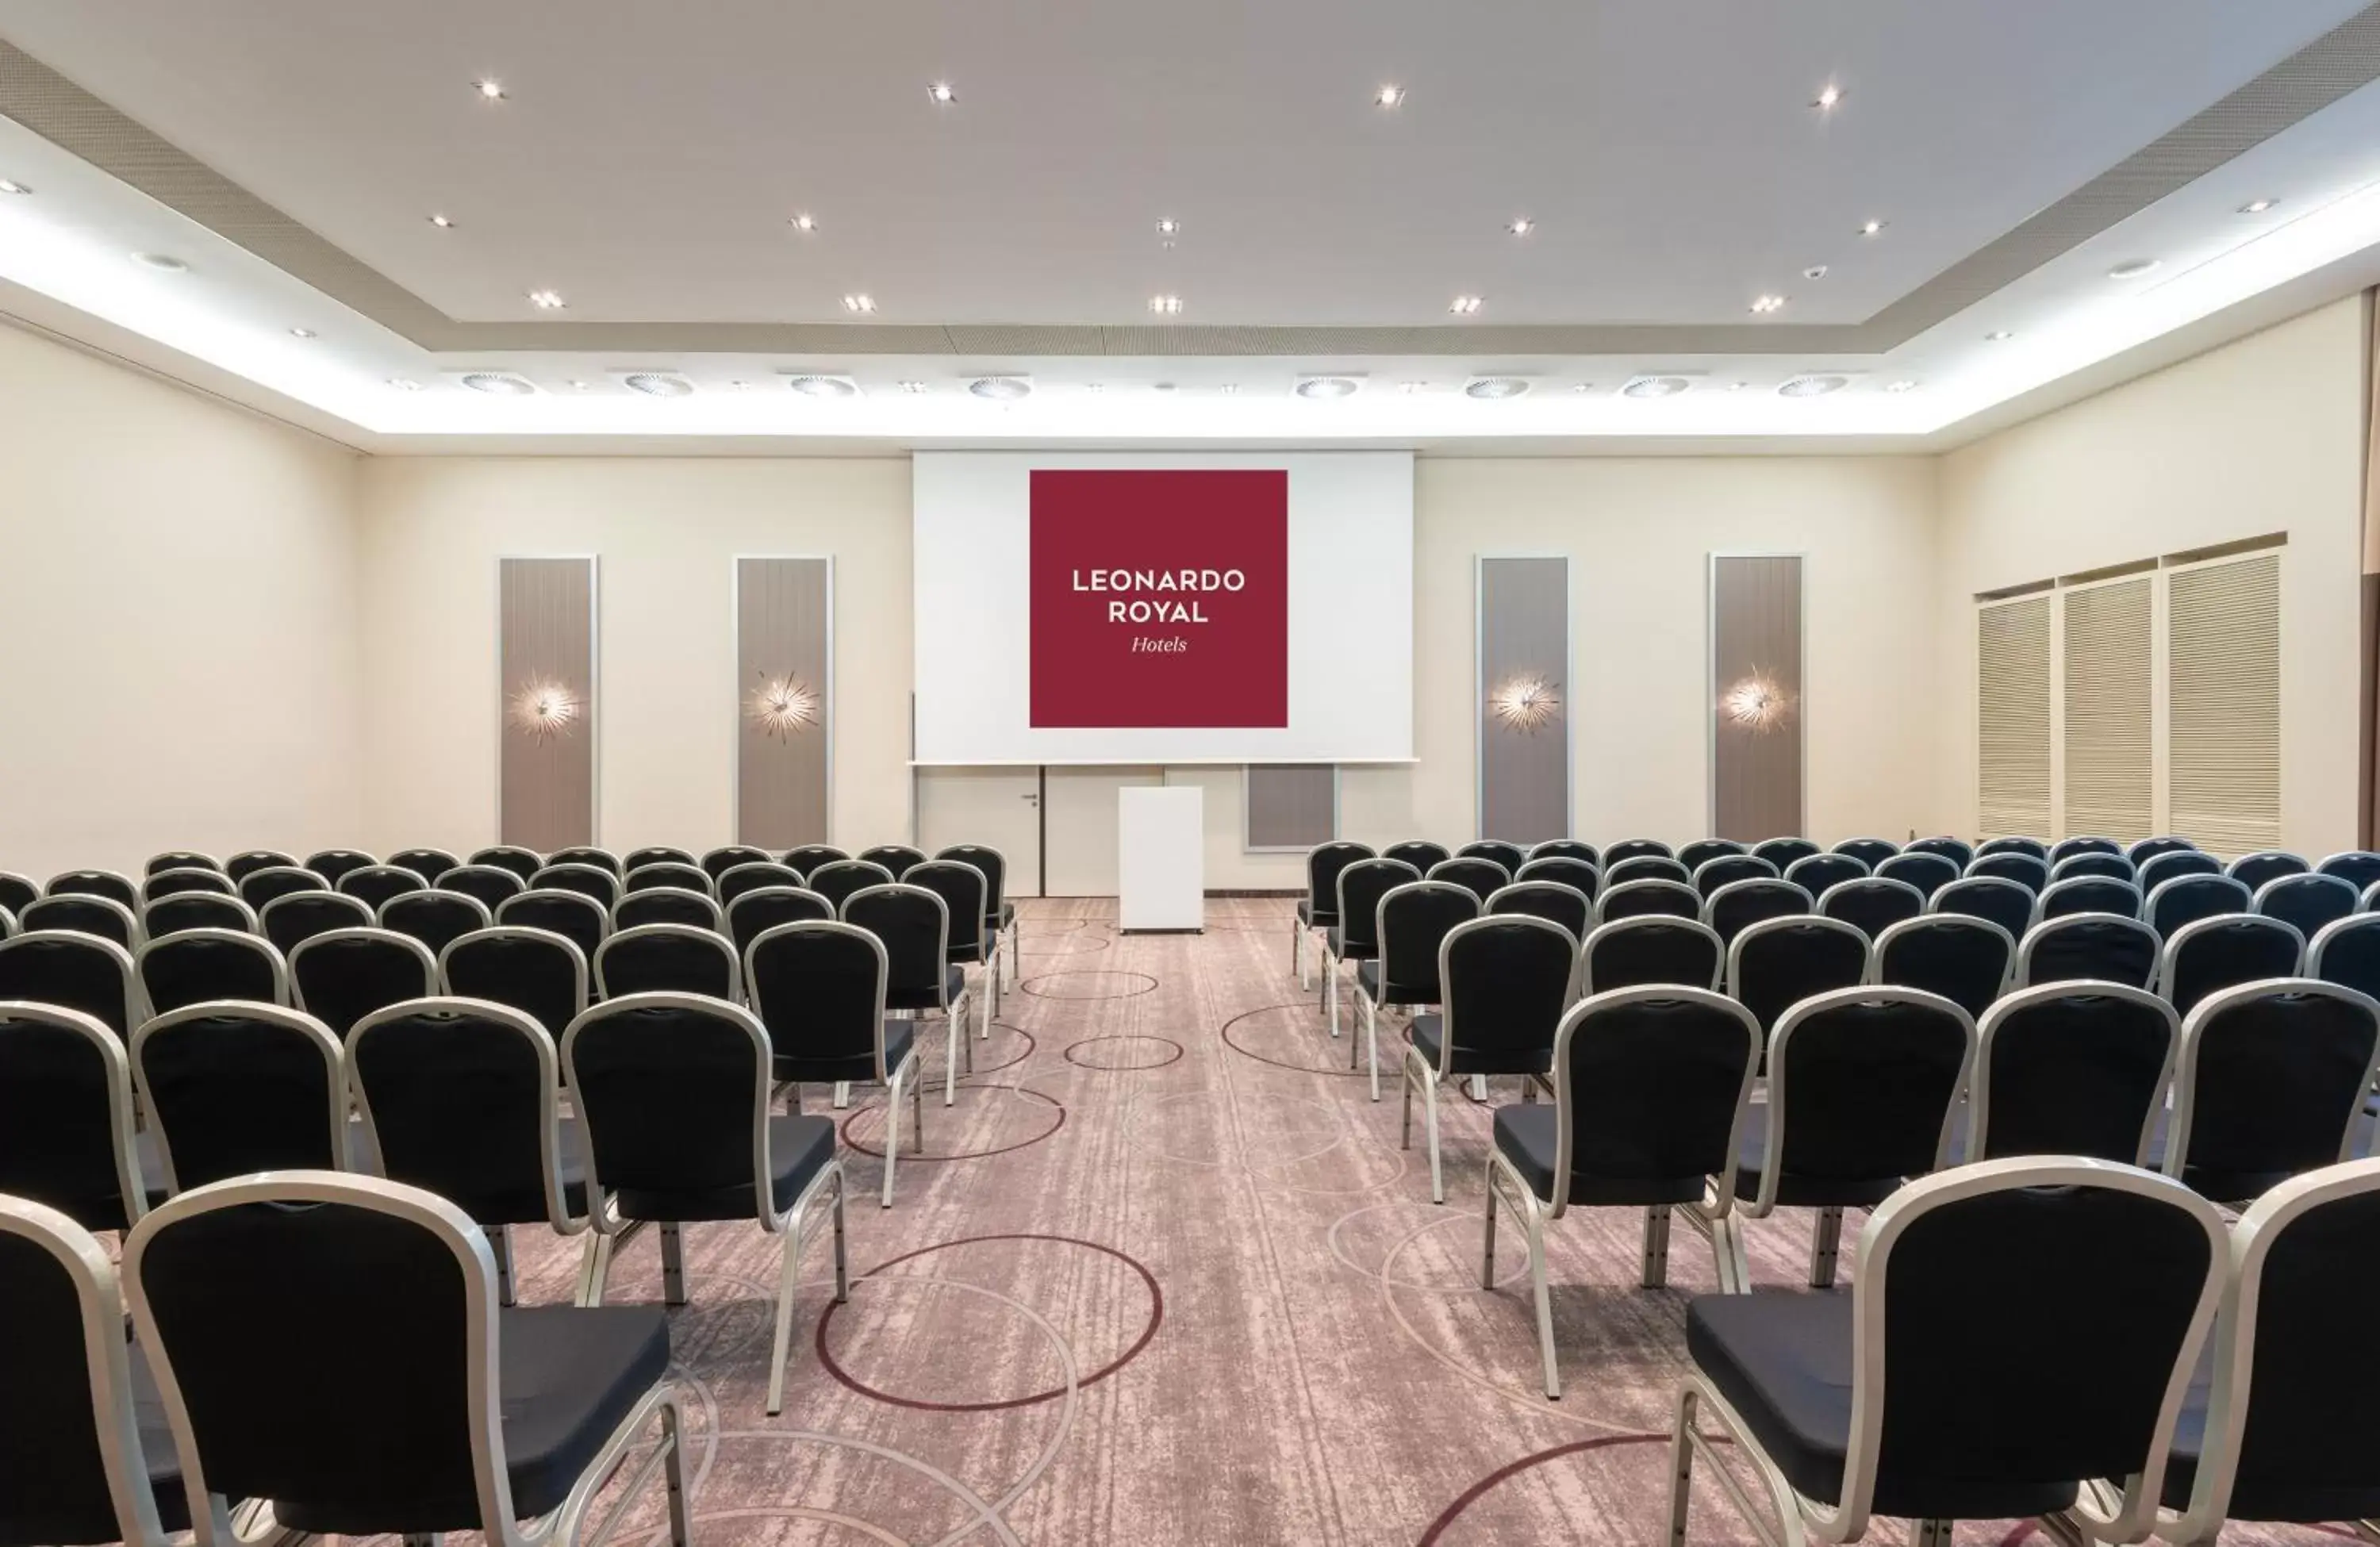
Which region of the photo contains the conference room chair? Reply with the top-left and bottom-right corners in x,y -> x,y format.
144,850 -> 219,877
1785,852 -> 1868,897
2159,915 -> 2305,1019
1582,916 -> 1724,993
236,862 -> 327,910
1527,839 -> 1599,866
594,923 -> 739,1002
1486,986 -> 1759,1397
2051,851 -> 2136,885
497,888 -> 610,965
144,892 -> 256,939
336,863 -> 423,912
532,862 -> 621,912
624,845 -> 698,873
1381,839 -> 1450,873
2316,849 -> 2380,893
1693,854 -> 1778,900
48,868 -> 139,910
2146,873 -> 2251,940
1834,837 -> 1901,870
565,992 -> 848,1414
386,846 -> 462,886
442,927 -> 589,1041
0,1002 -> 155,1231
2017,914 -> 2161,990
23,893 -> 141,950
141,867 -> 234,903
1875,850 -> 1959,901
2157,980 -> 2380,1203
2129,834 -> 2199,866
1703,877 -> 1813,949
1965,983 -> 2175,1165
1967,850 -> 2050,892
747,921 -> 927,1206
2228,850 -> 2311,893
136,929 -> 286,1015
727,886 -> 834,960
701,843 -> 773,882
1323,858 -> 1418,1037
468,843 -> 546,885
1458,839 -> 1530,874
1752,836 -> 1821,872
290,927 -> 436,1042
0,870 -> 34,916
2255,873 -> 2359,942
856,843 -> 927,877
122,1170 -> 694,1547
378,889 -> 494,958
2140,848 -> 2224,893
1976,834 -> 2050,861
2039,875 -> 2143,923
1596,877 -> 1702,923
0,1191 -> 193,1547
780,843 -> 850,878
1671,1157 -> 2225,1547
1357,880 -> 1480,1102
1514,854 -> 1599,902
1720,986 -> 1976,1292
1818,877 -> 1926,942
624,860 -> 713,897
1677,839 -> 1748,873
1606,854 -> 1691,887
808,858 -> 896,916
843,882 -> 972,1102
547,846 -> 622,878
2309,913 -> 2380,1002
259,889 -> 372,957
1488,880 -> 1592,944
1904,835 -> 1976,870
719,858 -> 808,909
1428,855 -> 1511,908
348,996 -> 592,1306
935,843 -> 1019,988
1727,915 -> 1871,1035
0,932 -> 139,1042
1871,914 -> 2015,1021
904,859 -> 996,1034
224,847 -> 295,882
615,887 -> 724,934
1403,915 -> 1576,1203
2051,835 -> 2125,863
301,848 -> 375,886
131,1003 -> 350,1192
1603,839 -> 1674,866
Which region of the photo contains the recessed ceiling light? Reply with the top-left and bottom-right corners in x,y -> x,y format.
927,81 -> 957,105
899,380 -> 928,394
1150,294 -> 1184,315
1813,83 -> 1843,110
969,376 -> 1031,400
2239,198 -> 2278,215
1154,382 -> 1178,393
789,213 -> 818,232
527,289 -> 566,309
1375,84 -> 1406,109
1622,375 -> 1692,399
1448,294 -> 1484,315
1885,379 -> 1918,393
1399,381 -> 1426,394
1295,375 -> 1362,400
131,252 -> 188,272
473,79 -> 506,101
622,372 -> 695,397
786,374 -> 859,398
2107,258 -> 2162,280
1085,382 -> 1105,393
1749,294 -> 1787,313
288,327 -> 317,340
1726,381 -> 1751,392
1859,219 -> 1887,237
387,378 -> 424,391
428,213 -> 455,228
0,179 -> 30,195
567,380 -> 592,391
1570,382 -> 1593,393
1219,383 -> 1239,395
461,371 -> 537,396
1802,264 -> 1829,281
1156,217 -> 1180,236
841,294 -> 877,313
1986,329 -> 2014,342
1778,374 -> 1848,397
1507,217 -> 1534,237
1465,376 -> 1531,400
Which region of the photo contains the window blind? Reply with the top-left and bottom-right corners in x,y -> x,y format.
2168,554 -> 2280,857
2061,578 -> 2152,843
1977,595 -> 2052,838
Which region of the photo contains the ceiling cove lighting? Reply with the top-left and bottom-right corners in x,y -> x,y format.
1448,294 -> 1483,315
0,179 -> 29,195
622,372 -> 695,397
1374,84 -> 1406,109
841,293 -> 877,313
785,374 -> 859,398
527,289 -> 566,309
1622,375 -> 1691,398
460,371 -> 537,396
1778,374 -> 1848,397
1465,376 -> 1531,400
1149,294 -> 1184,315
969,376 -> 1031,400
473,79 -> 507,101
1295,375 -> 1362,400
2240,198 -> 2278,215
927,81 -> 956,105
2107,258 -> 2162,280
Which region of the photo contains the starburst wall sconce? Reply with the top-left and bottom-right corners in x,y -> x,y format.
1491,673 -> 1563,734
1722,670 -> 1795,733
509,678 -> 580,743
747,671 -> 820,739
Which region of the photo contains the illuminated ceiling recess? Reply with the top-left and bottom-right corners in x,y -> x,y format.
0,3 -> 2378,444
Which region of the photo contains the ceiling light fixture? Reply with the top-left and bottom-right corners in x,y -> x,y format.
288,327 -> 317,340
1571,382 -> 1593,393
387,378 -> 424,391
1885,379 -> 1918,393
1507,217 -> 1534,236
1778,374 -> 1848,397
785,374 -> 858,398
1150,294 -> 1184,315
473,79 -> 506,101
2107,258 -> 2162,280
1295,375 -> 1362,400
527,288 -> 566,309
0,179 -> 29,195
1813,83 -> 1843,110
899,380 -> 928,394
789,213 -> 818,232
2240,198 -> 2278,215
1749,294 -> 1787,313
567,380 -> 591,391
927,81 -> 957,105
622,372 -> 695,397
1465,376 -> 1531,400
1448,294 -> 1484,315
841,293 -> 877,313
461,371 -> 537,396
1986,329 -> 2014,342
969,375 -> 1032,400
1399,381 -> 1426,394
1621,375 -> 1692,399
1155,217 -> 1180,236
131,252 -> 189,273
1803,264 -> 1829,280
428,213 -> 455,228
1859,219 -> 1887,237
1727,381 -> 1751,392
1375,84 -> 1406,109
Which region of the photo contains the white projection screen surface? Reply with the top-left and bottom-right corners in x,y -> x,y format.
913,451 -> 1415,766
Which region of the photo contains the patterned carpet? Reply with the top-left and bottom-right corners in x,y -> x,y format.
482,899 -> 2328,1547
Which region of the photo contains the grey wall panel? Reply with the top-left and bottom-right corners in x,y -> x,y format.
499,556 -> 597,851
736,556 -> 833,850
1246,765 -> 1336,851
1710,554 -> 1805,842
1477,555 -> 1571,845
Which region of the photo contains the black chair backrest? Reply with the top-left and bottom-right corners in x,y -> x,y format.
1528,839 -> 1599,866
144,868 -> 233,902
48,871 -> 138,909
2040,876 -> 2142,923
1875,851 -> 1960,900
1305,843 -> 1380,920
495,889 -> 608,963
614,888 -> 724,934
1971,984 -> 2175,1163
2309,914 -> 2380,1002
2051,835 -> 2123,862
1334,859 -> 1421,952
547,846 -> 622,877
301,850 -> 374,886
22,894 -> 139,949
1606,854 -> 1691,887
132,1005 -> 344,1191
531,862 -> 620,910
1764,987 -> 1973,1187
1457,839 -> 1529,874
809,860 -> 896,915
1603,839 -> 1673,866
565,994 -> 771,1202
1583,916 -> 1722,992
842,885 -> 950,1008
1693,854 -> 1778,900
2127,835 -> 2197,865
596,923 -> 737,1000
2254,873 -> 2358,942
225,850 -> 294,882
386,849 -> 461,887
1427,856 -> 1510,906
290,928 -> 436,1040
145,892 -> 256,939
2147,873 -> 2252,939
624,846 -> 697,873
728,887 -> 835,958
1728,916 -> 1871,1033
1905,836 -> 1975,869
259,890 -> 372,957
2140,849 -> 2224,892
2020,914 -> 2160,989
2052,852 -> 2136,884
1875,915 -> 2013,1021
1786,853 -> 1869,896
1930,876 -> 2039,942
781,844 -> 850,879
1967,851 -> 2049,892
2172,981 -> 2380,1200
1488,881 -> 1591,943
377,892 -> 492,958
1677,839 -> 1747,873
1834,837 -> 1900,869
1514,855 -> 1600,900
1751,837 -> 1821,871
1432,916 -> 1576,1072
1818,877 -> 1925,941
719,860 -> 808,908
2162,915 -> 2305,1019
349,998 -> 570,1229
0,871 -> 36,916
336,865 -> 423,912
1374,882 -> 1482,1002
857,844 -> 927,877
467,845 -> 544,884
701,845 -> 773,882
935,844 -> 1009,926
0,1004 -> 143,1230
1548,988 -> 1757,1210
1596,878 -> 1701,923
746,921 -> 889,1080
2228,851 -> 2310,894
1976,835 -> 2049,860
2315,850 -> 2380,892
440,927 -> 587,1038
1704,878 -> 1812,947
137,930 -> 286,1014
0,934 -> 136,1038
624,861 -> 713,896
904,861 -> 988,958
240,865 -> 330,910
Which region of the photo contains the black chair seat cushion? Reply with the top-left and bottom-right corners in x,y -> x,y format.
1411,1013 -> 1554,1078
1355,959 -> 1433,1007
431,1117 -> 589,1227
612,1113 -> 836,1223
1492,1103 -> 1706,1207
1729,1104 -> 1904,1209
885,967 -> 965,1014
773,1020 -> 916,1085
1322,928 -> 1377,962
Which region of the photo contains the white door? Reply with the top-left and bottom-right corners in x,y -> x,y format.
1044,767 -> 1165,896
916,768 -> 1042,896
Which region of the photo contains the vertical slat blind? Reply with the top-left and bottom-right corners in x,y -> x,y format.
2168,554 -> 2280,856
2060,578 -> 2152,843
1977,596 -> 2052,838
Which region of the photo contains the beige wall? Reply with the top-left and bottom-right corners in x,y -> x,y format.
0,324 -> 363,883
1936,297 -> 2367,855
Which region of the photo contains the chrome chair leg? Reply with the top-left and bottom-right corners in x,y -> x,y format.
832,1081 -> 852,1110
1525,1192 -> 1559,1399
576,1230 -> 613,1307
764,1223 -> 803,1417
1423,1072 -> 1445,1203
881,1068 -> 904,1208
660,1221 -> 687,1307
487,1224 -> 516,1307
1640,1207 -> 1672,1288
1480,1158 -> 1499,1287
1808,1206 -> 1843,1289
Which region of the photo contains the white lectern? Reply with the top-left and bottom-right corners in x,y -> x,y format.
1118,785 -> 1204,933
